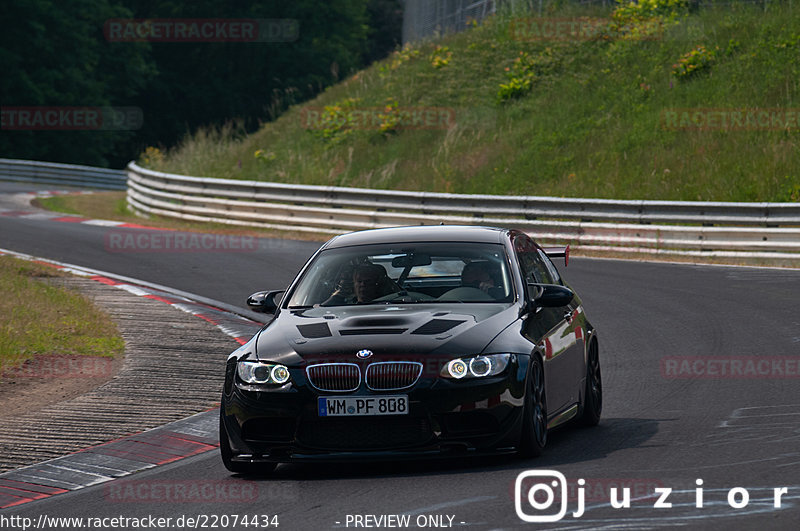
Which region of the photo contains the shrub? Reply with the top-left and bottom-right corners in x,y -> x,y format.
254,150 -> 276,163
376,98 -> 402,134
310,98 -> 361,144
497,49 -> 560,103
608,0 -> 689,40
430,45 -> 453,69
379,44 -> 421,77
672,45 -> 716,80
139,146 -> 164,168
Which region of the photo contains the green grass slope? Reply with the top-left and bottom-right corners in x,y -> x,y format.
147,1 -> 799,202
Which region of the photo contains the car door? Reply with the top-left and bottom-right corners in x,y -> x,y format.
537,247 -> 586,408
513,234 -> 583,417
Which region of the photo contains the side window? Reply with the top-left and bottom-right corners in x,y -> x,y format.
514,236 -> 554,284
538,249 -> 562,284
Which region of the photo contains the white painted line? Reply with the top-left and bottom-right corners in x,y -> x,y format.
117,284 -> 150,297
81,219 -> 126,226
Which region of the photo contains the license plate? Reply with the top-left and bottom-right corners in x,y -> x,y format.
318,395 -> 408,417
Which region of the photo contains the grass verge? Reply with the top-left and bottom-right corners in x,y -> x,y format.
0,255 -> 125,373
141,1 -> 798,202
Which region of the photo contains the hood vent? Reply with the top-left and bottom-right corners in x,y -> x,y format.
342,316 -> 411,327
297,323 -> 332,339
411,319 -> 465,335
340,328 -> 407,336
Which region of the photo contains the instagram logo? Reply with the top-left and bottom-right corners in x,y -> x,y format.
515,470 -> 584,522
514,470 -> 790,521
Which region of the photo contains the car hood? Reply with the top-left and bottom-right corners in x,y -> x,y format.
254,303 -> 519,365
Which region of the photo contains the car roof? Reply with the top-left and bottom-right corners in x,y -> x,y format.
323,225 -> 510,249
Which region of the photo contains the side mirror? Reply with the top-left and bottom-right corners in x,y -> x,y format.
528,283 -> 574,308
247,290 -> 285,313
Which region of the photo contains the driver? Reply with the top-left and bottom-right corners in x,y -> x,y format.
323,263 -> 393,305
353,263 -> 387,303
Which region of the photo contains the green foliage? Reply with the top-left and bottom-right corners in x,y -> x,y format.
376,98 -> 402,134
498,52 -> 536,102
0,256 -> 124,372
126,0 -> 372,161
254,150 -> 277,164
774,32 -> 800,50
782,176 -> 800,202
608,0 -> 689,41
139,146 -> 165,168
310,98 -> 362,144
380,44 -> 422,76
364,0 -> 403,64
156,2 -> 800,202
612,0 -> 689,22
1,0 -> 386,167
0,0 -> 153,166
672,45 -> 717,79
497,48 -> 560,103
430,45 -> 453,69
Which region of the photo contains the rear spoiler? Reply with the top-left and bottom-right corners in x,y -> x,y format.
543,245 -> 570,267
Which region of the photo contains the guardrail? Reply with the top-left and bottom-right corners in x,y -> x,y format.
0,158 -> 126,190
126,162 -> 800,259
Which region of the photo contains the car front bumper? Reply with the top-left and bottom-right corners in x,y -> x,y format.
221,356 -> 530,463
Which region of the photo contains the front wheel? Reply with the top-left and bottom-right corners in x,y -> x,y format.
519,355 -> 547,457
577,340 -> 602,427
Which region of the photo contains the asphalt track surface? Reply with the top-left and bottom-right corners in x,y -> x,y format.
1,182 -> 799,530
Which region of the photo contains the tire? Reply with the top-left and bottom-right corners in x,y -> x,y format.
219,410 -> 277,475
578,340 -> 602,427
519,355 -> 547,457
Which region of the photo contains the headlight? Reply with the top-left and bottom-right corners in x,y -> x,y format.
237,361 -> 292,385
441,354 -> 511,379
447,359 -> 468,379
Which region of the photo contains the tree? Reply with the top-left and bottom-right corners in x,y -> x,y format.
0,0 -> 153,166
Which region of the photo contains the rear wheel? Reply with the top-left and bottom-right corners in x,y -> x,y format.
219,410 -> 277,475
519,355 -> 547,457
578,340 -> 602,427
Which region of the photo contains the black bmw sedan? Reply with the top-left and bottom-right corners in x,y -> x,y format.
220,225 -> 601,473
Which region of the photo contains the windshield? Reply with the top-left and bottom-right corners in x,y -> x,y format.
286,242 -> 514,308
